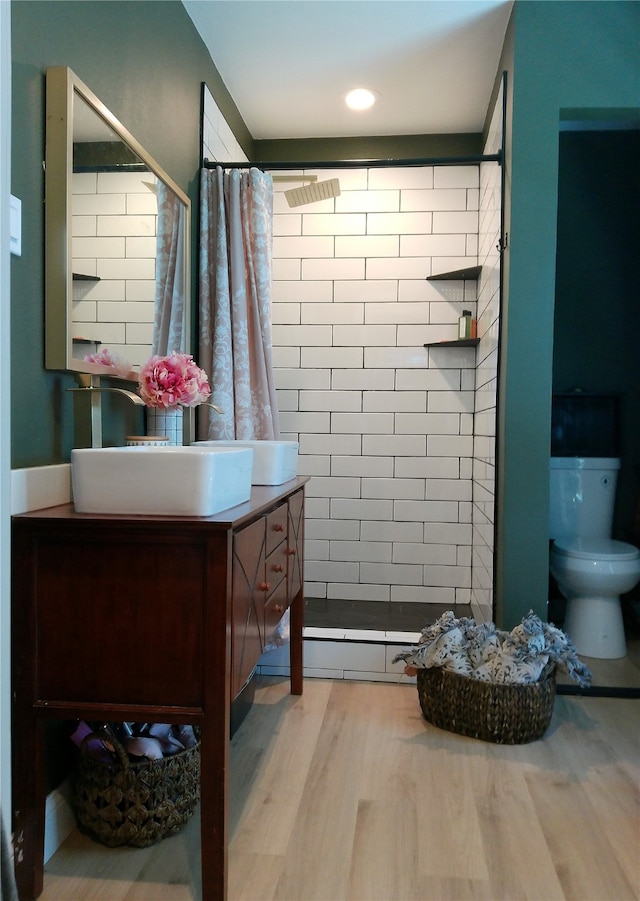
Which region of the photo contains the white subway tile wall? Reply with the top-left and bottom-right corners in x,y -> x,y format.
202,87 -> 248,165
71,170 -> 158,368
270,164 -> 495,616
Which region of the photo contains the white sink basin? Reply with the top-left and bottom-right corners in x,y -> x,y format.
195,440 -> 298,485
71,445 -> 253,516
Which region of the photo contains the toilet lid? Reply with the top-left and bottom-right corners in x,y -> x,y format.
553,537 -> 640,562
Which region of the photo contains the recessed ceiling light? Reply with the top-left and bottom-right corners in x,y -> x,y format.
345,88 -> 377,111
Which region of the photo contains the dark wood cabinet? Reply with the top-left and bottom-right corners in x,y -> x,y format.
11,479 -> 307,900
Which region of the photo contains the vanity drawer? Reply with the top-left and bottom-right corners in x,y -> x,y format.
265,542 -> 287,599
266,504 -> 287,556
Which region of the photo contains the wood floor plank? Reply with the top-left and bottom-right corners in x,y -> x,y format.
523,696 -> 639,901
38,874 -> 129,901
230,679 -> 332,856
354,681 -> 423,805
227,851 -> 284,901
127,816 -> 200,901
346,798 -> 420,901
411,875 -> 495,900
42,833 -> 165,900
475,756 -> 566,900
575,696 -> 640,771
42,820 -> 200,900
552,696 -> 640,892
411,744 -> 491,882
580,763 -> 640,890
122,880 -> 196,901
526,769 -> 638,900
270,681 -> 371,901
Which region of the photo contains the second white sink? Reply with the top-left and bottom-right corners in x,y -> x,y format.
71,445 -> 253,516
195,440 -> 298,485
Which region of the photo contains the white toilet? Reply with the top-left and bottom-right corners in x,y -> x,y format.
549,457 -> 640,659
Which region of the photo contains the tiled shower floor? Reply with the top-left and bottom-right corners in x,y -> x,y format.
303,598 -> 472,633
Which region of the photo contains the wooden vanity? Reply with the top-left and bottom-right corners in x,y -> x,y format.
11,478 -> 307,900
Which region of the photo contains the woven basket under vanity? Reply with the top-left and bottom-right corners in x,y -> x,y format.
416,664 -> 557,744
72,726 -> 200,847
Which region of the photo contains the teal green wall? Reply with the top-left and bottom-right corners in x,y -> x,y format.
254,132 -> 483,162
10,0 -> 250,467
496,0 -> 640,627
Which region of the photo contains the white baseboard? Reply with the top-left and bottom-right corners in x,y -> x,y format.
257,629 -> 420,684
44,783 -> 75,864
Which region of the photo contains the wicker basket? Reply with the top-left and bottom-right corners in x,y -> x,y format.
416,665 -> 556,744
72,726 -> 200,848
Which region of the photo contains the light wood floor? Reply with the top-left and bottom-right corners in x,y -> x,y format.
40,659 -> 640,901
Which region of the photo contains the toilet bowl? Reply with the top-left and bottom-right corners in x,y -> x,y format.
550,536 -> 640,659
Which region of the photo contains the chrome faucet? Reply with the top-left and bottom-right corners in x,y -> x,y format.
68,373 -> 146,448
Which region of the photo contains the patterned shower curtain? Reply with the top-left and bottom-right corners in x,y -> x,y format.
152,181 -> 185,355
198,166 -> 280,440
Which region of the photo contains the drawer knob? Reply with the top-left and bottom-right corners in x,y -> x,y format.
274,604 -> 285,614
288,548 -> 296,556
260,581 -> 270,592
271,563 -> 284,573
273,523 -> 285,532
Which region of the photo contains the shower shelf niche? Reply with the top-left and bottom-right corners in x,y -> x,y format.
425,264 -> 481,347
424,338 -> 479,348
426,265 -> 482,281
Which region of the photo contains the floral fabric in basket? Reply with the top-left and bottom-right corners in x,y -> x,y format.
394,610 -> 591,688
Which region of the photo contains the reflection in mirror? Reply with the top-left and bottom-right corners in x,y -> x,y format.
153,182 -> 186,356
45,66 -> 190,381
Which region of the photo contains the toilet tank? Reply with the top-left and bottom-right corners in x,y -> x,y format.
549,457 -> 620,540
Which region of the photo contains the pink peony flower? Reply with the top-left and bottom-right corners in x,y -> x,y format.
138,352 -> 211,409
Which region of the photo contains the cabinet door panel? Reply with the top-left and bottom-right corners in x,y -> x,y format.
34,536 -> 206,707
232,518 -> 265,699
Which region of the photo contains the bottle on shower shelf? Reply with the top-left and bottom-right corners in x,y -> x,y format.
458,309 -> 477,339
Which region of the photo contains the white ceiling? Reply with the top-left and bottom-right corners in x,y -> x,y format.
182,0 -> 514,141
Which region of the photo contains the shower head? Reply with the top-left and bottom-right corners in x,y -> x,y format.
284,177 -> 341,208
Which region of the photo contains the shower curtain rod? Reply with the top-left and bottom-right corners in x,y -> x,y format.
203,152 -> 502,171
